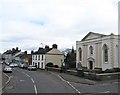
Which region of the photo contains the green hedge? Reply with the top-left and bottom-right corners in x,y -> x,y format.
94,68 -> 102,73
113,68 -> 120,72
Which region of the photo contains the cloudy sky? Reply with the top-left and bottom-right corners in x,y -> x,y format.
0,0 -> 119,53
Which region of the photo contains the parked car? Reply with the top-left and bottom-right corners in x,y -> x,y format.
6,62 -> 10,65
3,66 -> 12,73
9,63 -> 15,68
27,65 -> 37,71
19,64 -> 24,68
14,63 -> 18,67
19,64 -> 28,69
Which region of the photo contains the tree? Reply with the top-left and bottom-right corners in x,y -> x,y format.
64,47 -> 76,68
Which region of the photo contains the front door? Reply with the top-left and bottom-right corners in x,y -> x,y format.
89,61 -> 93,69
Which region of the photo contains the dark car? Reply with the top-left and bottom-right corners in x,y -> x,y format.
27,65 -> 37,71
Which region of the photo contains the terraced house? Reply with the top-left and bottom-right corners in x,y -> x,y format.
32,44 -> 64,69
76,32 -> 119,71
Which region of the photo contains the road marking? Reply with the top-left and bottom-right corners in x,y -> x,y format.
1,73 -> 12,90
31,78 -> 35,84
34,85 -> 38,94
20,80 -> 25,82
101,91 -> 110,93
57,74 -> 66,82
22,72 -> 37,94
25,73 -> 30,78
57,74 -> 81,94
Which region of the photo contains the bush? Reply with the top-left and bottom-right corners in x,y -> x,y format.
104,69 -> 115,73
94,67 -> 102,70
113,68 -> 120,72
46,63 -> 53,67
94,69 -> 102,74
93,68 -> 102,73
82,67 -> 87,71
53,65 -> 59,68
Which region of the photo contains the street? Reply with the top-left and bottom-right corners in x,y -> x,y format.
2,66 -> 120,94
2,67 -> 76,93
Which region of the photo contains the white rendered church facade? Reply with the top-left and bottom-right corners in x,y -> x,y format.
76,32 -> 119,71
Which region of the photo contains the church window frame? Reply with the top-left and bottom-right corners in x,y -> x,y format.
103,44 -> 108,63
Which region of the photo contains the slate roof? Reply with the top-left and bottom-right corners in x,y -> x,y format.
3,49 -> 21,55
33,47 -> 52,55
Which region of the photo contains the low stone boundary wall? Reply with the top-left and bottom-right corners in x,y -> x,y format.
47,67 -> 120,81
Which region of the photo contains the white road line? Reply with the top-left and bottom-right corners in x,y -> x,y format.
57,74 -> 81,94
1,73 -> 11,90
66,80 -> 81,94
57,75 -> 66,82
101,91 -> 110,93
31,78 -> 35,84
34,85 -> 38,94
22,72 -> 37,94
25,73 -> 30,78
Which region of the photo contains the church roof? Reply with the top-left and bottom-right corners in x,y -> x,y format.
81,32 -> 106,41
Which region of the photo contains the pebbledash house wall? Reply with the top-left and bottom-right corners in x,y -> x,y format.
46,49 -> 64,67
76,33 -> 119,71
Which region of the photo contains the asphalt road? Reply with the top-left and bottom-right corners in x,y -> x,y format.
2,67 -> 120,94
3,67 -> 77,94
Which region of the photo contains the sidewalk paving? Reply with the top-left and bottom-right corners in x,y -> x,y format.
58,72 -> 96,85
48,71 -> 120,85
38,69 -> 119,85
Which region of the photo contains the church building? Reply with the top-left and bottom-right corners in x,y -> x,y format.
76,32 -> 119,71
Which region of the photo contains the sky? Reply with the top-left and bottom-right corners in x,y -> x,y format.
0,0 -> 119,53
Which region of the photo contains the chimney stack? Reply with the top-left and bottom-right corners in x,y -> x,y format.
52,44 -> 57,49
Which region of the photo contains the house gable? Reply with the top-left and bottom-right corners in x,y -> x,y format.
81,32 -> 106,41
47,49 -> 63,55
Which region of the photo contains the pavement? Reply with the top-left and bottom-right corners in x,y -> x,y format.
58,72 -> 97,85
38,69 -> 95,85
44,70 -> 120,85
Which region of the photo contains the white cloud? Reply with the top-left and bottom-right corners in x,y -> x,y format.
0,0 -> 119,53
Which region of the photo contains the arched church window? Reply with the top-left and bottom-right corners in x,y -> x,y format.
78,47 -> 82,61
89,46 -> 93,55
103,44 -> 108,62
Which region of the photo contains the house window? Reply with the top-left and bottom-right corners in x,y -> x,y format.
38,55 -> 40,60
36,55 -> 37,60
41,62 -> 43,68
103,44 -> 108,62
78,47 -> 82,61
89,46 -> 93,55
41,55 -> 44,60
33,56 -> 34,60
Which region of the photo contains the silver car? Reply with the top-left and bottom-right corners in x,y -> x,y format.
27,65 -> 37,71
9,63 -> 15,68
3,66 -> 12,73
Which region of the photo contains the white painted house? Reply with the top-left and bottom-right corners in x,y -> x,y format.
32,47 -> 46,69
32,44 -> 64,69
76,32 -> 119,71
